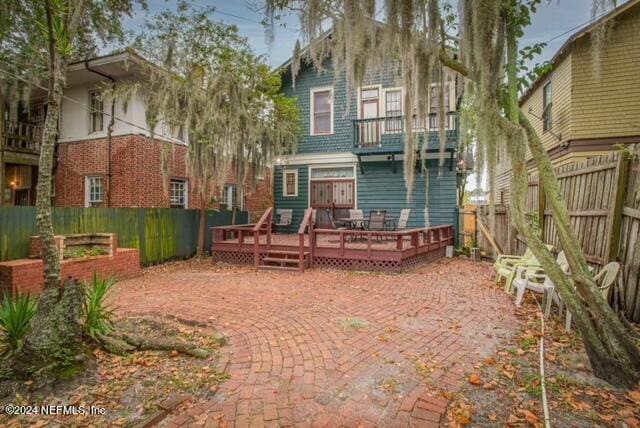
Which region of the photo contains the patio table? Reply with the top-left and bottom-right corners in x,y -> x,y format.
339,216 -> 397,230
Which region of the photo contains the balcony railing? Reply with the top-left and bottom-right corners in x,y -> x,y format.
353,112 -> 458,152
2,120 -> 43,153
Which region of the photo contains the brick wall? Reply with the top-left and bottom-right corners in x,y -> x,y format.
0,248 -> 141,295
54,134 -> 274,213
243,171 -> 273,222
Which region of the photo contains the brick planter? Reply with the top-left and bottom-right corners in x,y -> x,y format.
1,233 -> 140,296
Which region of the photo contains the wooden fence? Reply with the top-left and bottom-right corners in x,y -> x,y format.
478,146 -> 640,322
0,207 -> 248,265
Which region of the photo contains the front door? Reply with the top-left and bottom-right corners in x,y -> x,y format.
310,180 -> 355,228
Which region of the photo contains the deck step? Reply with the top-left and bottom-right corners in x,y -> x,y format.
262,257 -> 302,265
258,265 -> 300,272
266,250 -> 309,256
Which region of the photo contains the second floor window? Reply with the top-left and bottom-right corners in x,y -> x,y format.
89,90 -> 104,133
429,84 -> 451,130
543,82 -> 553,131
311,88 -> 332,135
385,89 -> 402,133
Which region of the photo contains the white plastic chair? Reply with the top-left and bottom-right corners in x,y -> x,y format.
563,262 -> 620,331
511,251 -> 568,312
396,208 -> 411,230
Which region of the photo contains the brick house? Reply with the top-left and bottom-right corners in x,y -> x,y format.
495,0 -> 640,204
0,51 -> 270,218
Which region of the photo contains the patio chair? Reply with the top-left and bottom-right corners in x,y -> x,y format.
364,210 -> 387,241
348,209 -> 365,230
328,211 -> 348,230
511,251 -> 569,309
495,244 -> 553,293
395,208 -> 411,230
563,262 -> 620,332
275,209 -> 293,229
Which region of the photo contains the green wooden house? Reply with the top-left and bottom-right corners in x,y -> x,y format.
274,54 -> 460,232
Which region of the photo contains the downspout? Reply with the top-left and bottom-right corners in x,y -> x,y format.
85,59 -> 115,207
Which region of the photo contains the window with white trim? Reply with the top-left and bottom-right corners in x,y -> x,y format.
429,83 -> 451,130
283,169 -> 298,197
85,176 -> 104,207
311,88 -> 333,135
384,89 -> 402,133
89,90 -> 104,133
220,184 -> 240,210
170,179 -> 188,208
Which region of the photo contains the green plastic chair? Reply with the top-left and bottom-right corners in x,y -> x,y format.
495,245 -> 554,293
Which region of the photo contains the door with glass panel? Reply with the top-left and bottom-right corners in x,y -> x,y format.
309,167 -> 356,228
359,88 -> 380,146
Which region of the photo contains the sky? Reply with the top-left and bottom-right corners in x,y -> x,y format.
123,0 -> 615,68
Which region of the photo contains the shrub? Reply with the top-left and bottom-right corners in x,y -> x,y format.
0,292 -> 37,356
84,273 -> 117,340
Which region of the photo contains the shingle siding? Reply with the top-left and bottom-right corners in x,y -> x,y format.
273,166 -> 308,233
357,160 -> 457,228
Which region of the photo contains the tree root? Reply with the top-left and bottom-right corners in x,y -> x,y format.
98,332 -> 209,359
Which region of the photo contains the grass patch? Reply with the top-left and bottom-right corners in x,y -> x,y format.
337,317 -> 369,331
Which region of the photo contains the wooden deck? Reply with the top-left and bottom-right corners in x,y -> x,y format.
211,208 -> 454,272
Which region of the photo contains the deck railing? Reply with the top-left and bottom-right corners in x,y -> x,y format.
252,207 -> 273,267
311,224 -> 454,258
2,121 -> 43,153
353,112 -> 458,149
298,208 -> 315,268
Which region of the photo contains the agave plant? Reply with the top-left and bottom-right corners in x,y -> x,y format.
84,273 -> 117,340
0,292 -> 38,356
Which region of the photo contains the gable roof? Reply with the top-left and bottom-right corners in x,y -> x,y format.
520,0 -> 640,104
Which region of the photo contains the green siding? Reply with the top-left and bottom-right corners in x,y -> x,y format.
274,160 -> 456,230
357,160 -> 457,228
0,207 -> 247,265
273,166 -> 309,233
283,62 -> 457,155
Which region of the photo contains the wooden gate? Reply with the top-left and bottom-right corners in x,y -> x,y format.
310,180 -> 355,228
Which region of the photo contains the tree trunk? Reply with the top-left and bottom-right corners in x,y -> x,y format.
15,0 -> 87,376
491,24 -> 640,388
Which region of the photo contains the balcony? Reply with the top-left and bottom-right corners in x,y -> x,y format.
352,112 -> 458,155
2,121 -> 43,154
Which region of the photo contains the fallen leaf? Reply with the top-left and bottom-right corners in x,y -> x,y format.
522,410 -> 539,426
484,357 -> 496,365
469,373 -> 482,385
625,417 -> 640,428
488,413 -> 497,422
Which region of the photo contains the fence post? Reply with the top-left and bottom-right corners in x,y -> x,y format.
604,155 -> 631,263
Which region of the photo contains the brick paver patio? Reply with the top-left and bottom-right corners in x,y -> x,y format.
114,258 -> 517,427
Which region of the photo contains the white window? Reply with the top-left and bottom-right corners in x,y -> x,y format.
89,90 -> 104,133
283,169 -> 298,197
384,88 -> 403,134
85,176 -> 104,207
429,83 -> 452,130
220,184 -> 240,210
310,88 -> 333,135
170,179 -> 188,208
